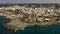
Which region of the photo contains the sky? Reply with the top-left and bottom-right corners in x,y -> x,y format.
0,0 -> 60,4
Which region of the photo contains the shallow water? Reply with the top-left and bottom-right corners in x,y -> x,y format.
0,16 -> 60,34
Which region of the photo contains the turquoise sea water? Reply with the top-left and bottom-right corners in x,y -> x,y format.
0,16 -> 60,34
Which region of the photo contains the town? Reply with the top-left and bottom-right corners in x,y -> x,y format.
0,4 -> 60,32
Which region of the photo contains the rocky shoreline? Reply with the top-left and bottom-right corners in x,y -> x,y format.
4,15 -> 60,32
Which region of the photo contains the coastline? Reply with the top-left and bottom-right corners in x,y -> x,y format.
0,4 -> 60,32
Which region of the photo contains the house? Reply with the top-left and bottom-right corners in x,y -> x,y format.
44,18 -> 50,22
37,17 -> 44,21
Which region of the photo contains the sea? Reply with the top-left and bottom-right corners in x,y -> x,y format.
0,16 -> 60,34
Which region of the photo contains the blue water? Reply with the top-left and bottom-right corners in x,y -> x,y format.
0,16 -> 60,34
